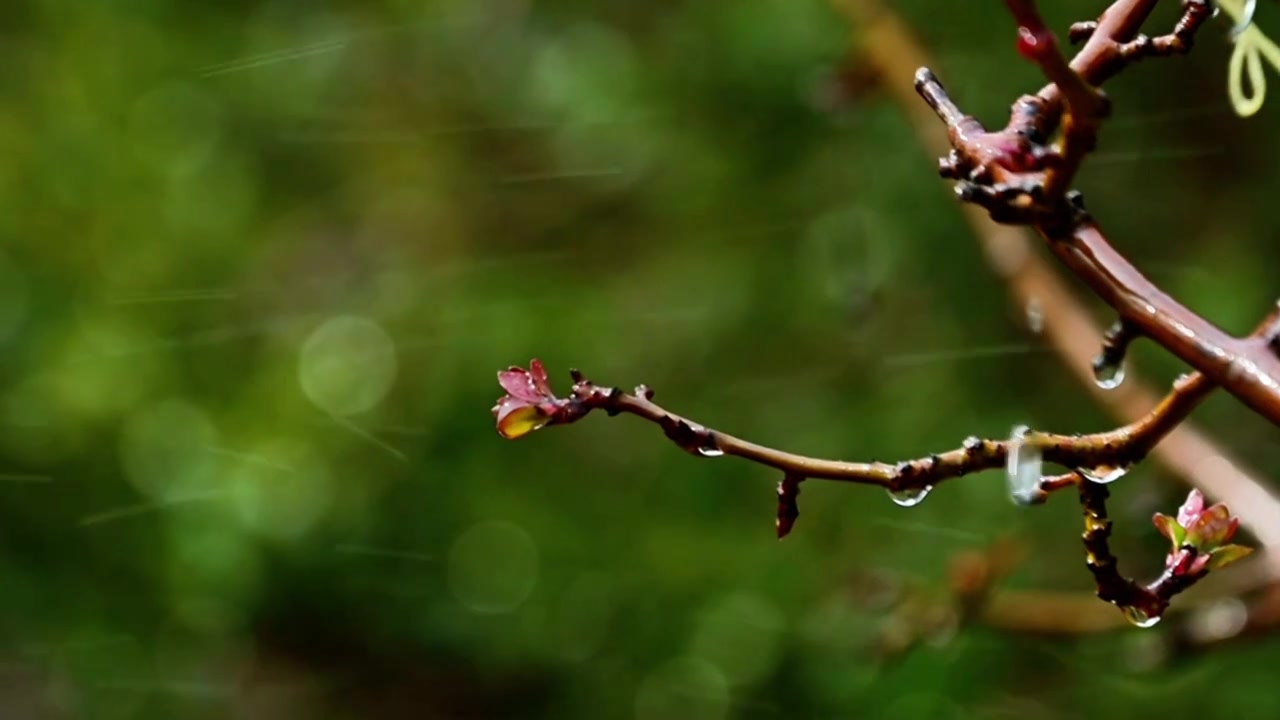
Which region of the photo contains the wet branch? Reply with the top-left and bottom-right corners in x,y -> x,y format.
495,356 -> 1219,521
910,0 -> 1280,424
496,303 -> 1280,514
831,0 -> 1280,546
1079,481 -> 1202,623
494,0 -> 1278,626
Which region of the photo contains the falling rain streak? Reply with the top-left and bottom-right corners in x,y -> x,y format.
1006,425 -> 1043,506
881,343 -> 1048,367
106,288 -> 239,305
197,40 -> 348,77
78,491 -> 225,527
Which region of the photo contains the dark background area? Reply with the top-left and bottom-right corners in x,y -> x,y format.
2,0 -> 1280,717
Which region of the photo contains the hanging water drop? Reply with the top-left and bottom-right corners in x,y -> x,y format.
1006,425 -> 1042,506
1092,355 -> 1125,390
1122,605 -> 1161,628
886,485 -> 932,507
1079,465 -> 1129,484
696,446 -> 725,458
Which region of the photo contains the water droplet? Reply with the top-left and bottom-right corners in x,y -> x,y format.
1026,298 -> 1044,334
696,446 -> 725,457
1122,606 -> 1161,628
886,485 -> 932,507
1006,425 -> 1042,505
1079,465 -> 1129,484
1092,356 -> 1125,390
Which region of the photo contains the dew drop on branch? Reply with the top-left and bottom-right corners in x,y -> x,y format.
1122,606 -> 1161,628
696,446 -> 725,457
1092,355 -> 1125,390
886,485 -> 932,507
1079,465 -> 1129,485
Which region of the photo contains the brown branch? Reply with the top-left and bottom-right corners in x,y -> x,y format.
1031,0 -> 1207,136
496,302 -> 1278,504
831,0 -> 1280,550
951,538 -> 1269,640
1004,0 -> 1111,201
494,0 -> 1280,630
1079,480 -> 1204,622
909,0 -> 1280,423
505,360 -> 1210,496
1053,223 -> 1280,425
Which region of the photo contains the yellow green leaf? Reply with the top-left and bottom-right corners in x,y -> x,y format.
1208,544 -> 1254,571
497,404 -> 551,439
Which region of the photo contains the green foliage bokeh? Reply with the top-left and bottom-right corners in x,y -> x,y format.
3,0 -> 1280,717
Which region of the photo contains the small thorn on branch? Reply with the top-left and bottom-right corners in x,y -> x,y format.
776,474 -> 803,539
1069,21 -> 1098,45
1116,0 -> 1213,59
914,67 -> 968,129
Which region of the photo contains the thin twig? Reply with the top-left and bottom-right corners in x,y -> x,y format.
1079,480 -> 1203,620
534,362 -> 1213,494
1005,0 -> 1112,200
517,301 -> 1274,501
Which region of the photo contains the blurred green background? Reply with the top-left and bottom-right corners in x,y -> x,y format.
3,0 -> 1280,717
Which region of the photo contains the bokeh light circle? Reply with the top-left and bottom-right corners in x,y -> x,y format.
298,315 -> 398,417
634,656 -> 729,720
448,521 -> 540,614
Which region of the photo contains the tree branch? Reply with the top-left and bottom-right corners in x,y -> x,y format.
908,0 -> 1280,424
831,0 -> 1280,551
493,0 -> 1280,626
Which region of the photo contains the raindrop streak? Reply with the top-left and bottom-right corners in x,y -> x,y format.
1079,465 -> 1129,485
1123,606 -> 1161,628
1026,298 -> 1044,334
327,413 -> 408,463
886,485 -> 932,507
1092,356 -> 1126,390
78,491 -> 225,527
1006,425 -> 1042,506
